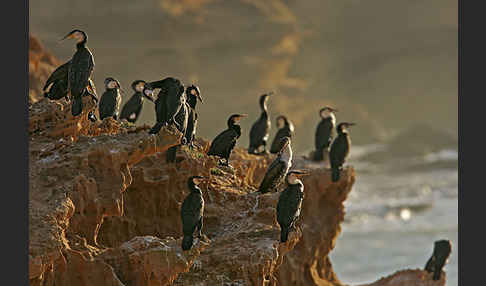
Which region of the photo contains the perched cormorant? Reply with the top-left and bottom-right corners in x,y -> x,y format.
424,240 -> 452,280
98,77 -> 122,120
61,30 -> 95,116
119,80 -> 154,123
166,94 -> 189,163
248,93 -> 273,155
258,137 -> 293,194
181,175 -> 207,251
277,170 -> 309,243
184,85 -> 203,148
270,115 -> 294,154
143,77 -> 185,134
313,107 -> 338,162
207,114 -> 247,166
329,122 -> 355,182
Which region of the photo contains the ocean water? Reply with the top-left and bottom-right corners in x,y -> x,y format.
329,146 -> 458,285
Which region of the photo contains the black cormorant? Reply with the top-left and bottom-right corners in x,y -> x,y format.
119,80 -> 154,123
181,175 -> 207,251
248,93 -> 273,154
167,85 -> 203,163
313,107 -> 338,161
61,30 -> 95,116
329,122 -> 355,182
424,240 -> 452,280
143,77 -> 185,134
207,114 -> 247,166
270,115 -> 294,154
277,170 -> 309,243
98,77 -> 122,120
258,137 -> 293,194
184,85 -> 203,148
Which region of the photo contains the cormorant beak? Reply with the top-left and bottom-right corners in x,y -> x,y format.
196,93 -> 203,103
236,114 -> 248,121
346,123 -> 356,127
330,108 -> 338,112
293,170 -> 311,178
266,91 -> 275,96
60,32 -> 75,41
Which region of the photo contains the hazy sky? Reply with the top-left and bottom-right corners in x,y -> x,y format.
30,0 -> 457,153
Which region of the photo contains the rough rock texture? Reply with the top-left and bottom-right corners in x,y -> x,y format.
29,54 -> 448,286
359,269 -> 445,286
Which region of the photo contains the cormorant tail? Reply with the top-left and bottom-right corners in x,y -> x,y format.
331,166 -> 340,182
166,146 -> 178,163
149,122 -> 164,134
71,96 -> 83,116
313,148 -> 324,161
280,227 -> 289,243
181,235 -> 194,251
433,270 -> 441,281
248,146 -> 256,154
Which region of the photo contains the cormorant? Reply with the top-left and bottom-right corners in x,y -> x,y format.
277,170 -> 309,243
143,77 -> 185,134
166,94 -> 189,163
98,77 -> 122,120
167,85 -> 203,163
61,30 -> 95,116
248,93 -> 273,155
207,114 -> 247,166
181,175 -> 207,251
329,122 -> 355,182
270,115 -> 294,154
119,80 -> 154,123
258,137 -> 293,194
313,107 -> 338,161
184,85 -> 203,148
425,240 -> 452,280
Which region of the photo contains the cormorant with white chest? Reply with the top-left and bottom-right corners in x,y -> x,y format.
329,122 -> 355,182
277,170 -> 310,242
258,137 -> 293,194
98,77 -> 122,120
119,80 -> 154,123
143,77 -> 185,134
181,175 -> 207,251
424,240 -> 452,280
61,30 -> 96,117
184,85 -> 203,147
207,114 -> 247,166
270,115 -> 294,154
248,93 -> 272,155
313,107 -> 338,161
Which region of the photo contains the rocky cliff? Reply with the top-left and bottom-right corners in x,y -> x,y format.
28,96 -> 447,285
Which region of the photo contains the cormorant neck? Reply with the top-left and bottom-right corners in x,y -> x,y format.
260,100 -> 268,114
279,143 -> 293,163
76,38 -> 87,49
287,177 -> 302,186
188,181 -> 201,193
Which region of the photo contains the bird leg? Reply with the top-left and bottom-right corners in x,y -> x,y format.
197,218 -> 203,239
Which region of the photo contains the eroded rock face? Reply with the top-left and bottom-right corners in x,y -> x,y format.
29,44 -> 447,285
358,269 -> 446,286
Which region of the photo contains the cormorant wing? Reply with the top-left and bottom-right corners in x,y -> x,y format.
120,93 -> 142,121
259,159 -> 286,192
69,49 -> 94,95
330,135 -> 348,168
208,128 -> 238,156
277,187 -> 300,227
181,193 -> 204,235
315,119 -> 334,150
43,61 -> 70,91
249,115 -> 270,145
